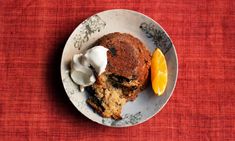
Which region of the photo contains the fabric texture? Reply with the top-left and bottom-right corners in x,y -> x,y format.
0,0 -> 234,140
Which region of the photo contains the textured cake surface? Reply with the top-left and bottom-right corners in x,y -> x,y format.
86,32 -> 151,119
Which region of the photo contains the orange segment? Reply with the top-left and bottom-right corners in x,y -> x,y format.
151,48 -> 168,96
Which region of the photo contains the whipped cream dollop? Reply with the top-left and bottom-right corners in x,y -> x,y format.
70,46 -> 108,91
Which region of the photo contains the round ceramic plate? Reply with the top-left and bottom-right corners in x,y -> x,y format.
61,9 -> 178,127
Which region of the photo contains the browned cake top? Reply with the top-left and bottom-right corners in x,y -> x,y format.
97,32 -> 151,85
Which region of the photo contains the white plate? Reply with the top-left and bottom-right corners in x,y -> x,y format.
60,9 -> 178,127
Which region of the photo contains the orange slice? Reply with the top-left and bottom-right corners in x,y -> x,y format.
151,48 -> 168,96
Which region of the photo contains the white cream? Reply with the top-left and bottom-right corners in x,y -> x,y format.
84,46 -> 109,75
70,46 -> 108,91
70,54 -> 96,91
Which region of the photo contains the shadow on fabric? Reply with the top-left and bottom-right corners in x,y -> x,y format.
45,20 -> 94,127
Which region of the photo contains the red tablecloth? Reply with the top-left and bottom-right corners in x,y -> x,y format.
0,0 -> 234,140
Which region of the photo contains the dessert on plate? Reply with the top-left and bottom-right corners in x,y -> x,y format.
87,33 -> 151,119
70,32 -> 169,120
70,32 -> 151,119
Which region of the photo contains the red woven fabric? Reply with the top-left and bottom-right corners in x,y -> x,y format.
0,0 -> 234,140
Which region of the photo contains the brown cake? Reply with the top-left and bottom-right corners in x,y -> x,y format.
86,32 -> 151,119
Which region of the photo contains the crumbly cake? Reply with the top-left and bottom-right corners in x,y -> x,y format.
86,32 -> 151,119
